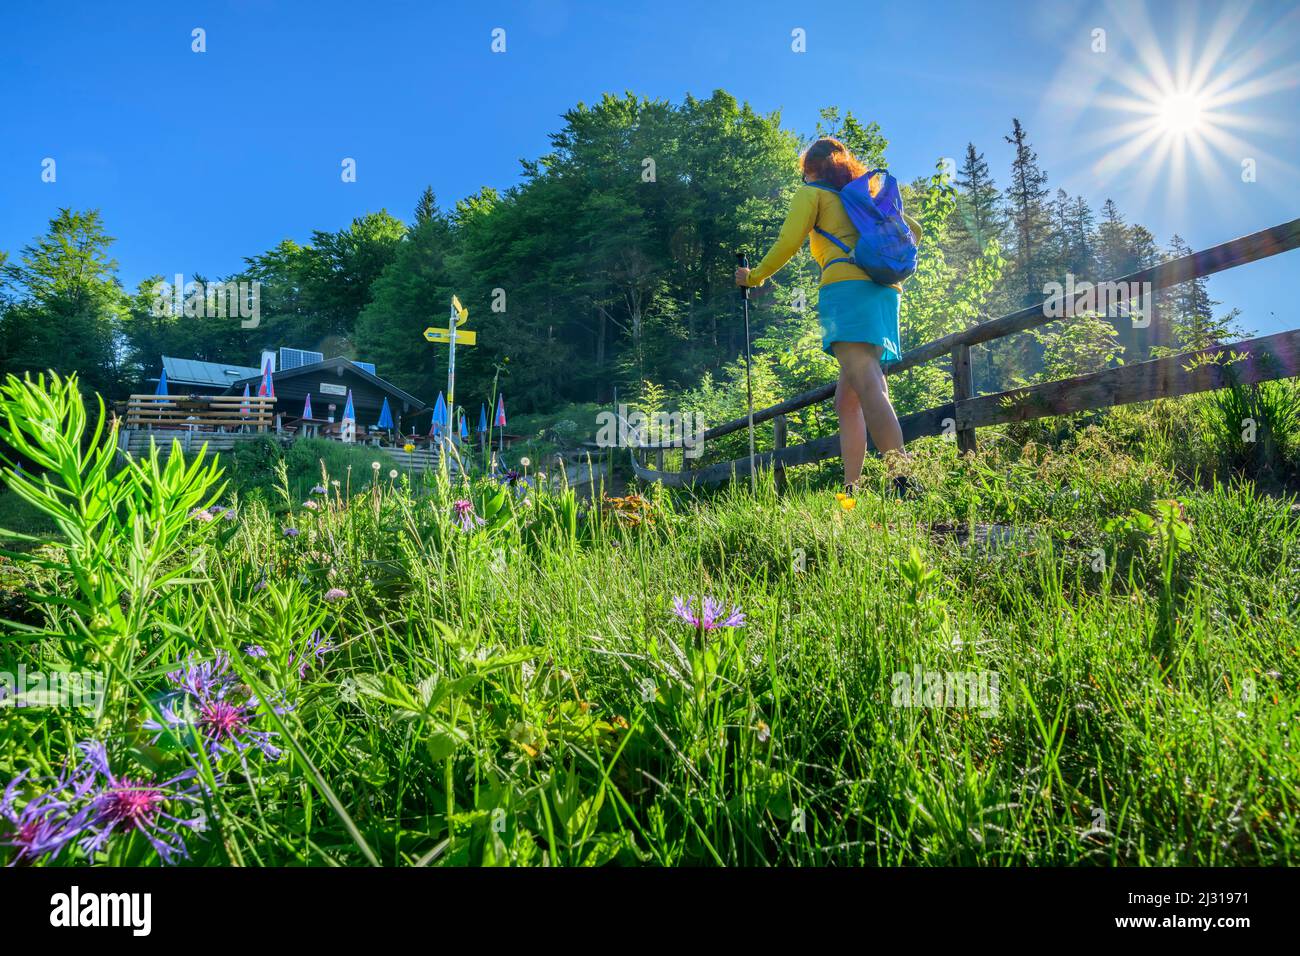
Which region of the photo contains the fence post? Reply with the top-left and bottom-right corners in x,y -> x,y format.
773,414 -> 788,493
951,343 -> 977,454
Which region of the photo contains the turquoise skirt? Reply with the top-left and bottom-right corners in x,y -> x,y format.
818,279 -> 902,362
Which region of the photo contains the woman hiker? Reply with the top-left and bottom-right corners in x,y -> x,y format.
734,137 -> 922,496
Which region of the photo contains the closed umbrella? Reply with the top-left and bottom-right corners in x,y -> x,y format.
155,368 -> 169,396
340,389 -> 356,443
376,396 -> 394,430
257,359 -> 275,399
430,392 -> 448,439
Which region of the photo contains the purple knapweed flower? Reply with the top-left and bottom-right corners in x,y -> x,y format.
311,485 -> 327,495
244,645 -> 268,659
283,527 -> 300,538
302,500 -> 319,511
1,768 -> 97,865
672,596 -> 746,630
189,508 -> 214,522
323,587 -> 349,602
148,693 -> 283,763
452,499 -> 486,532
149,656 -> 284,762
75,742 -> 204,866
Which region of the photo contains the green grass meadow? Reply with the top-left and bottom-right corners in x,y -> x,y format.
1,374 -> 1297,866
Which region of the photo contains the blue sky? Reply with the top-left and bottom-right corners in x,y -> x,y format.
2,0 -> 1297,333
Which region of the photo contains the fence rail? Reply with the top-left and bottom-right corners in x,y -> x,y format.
631,217 -> 1300,488
124,394 -> 276,431
116,429 -> 454,475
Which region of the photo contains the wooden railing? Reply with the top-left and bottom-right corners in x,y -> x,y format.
125,394 -> 275,431
116,429 -> 460,475
631,217 -> 1300,488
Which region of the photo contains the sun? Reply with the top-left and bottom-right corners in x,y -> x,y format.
1156,92 -> 1205,135
1043,0 -> 1300,214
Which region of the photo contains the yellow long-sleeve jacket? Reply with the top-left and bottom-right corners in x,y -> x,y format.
744,182 -> 922,290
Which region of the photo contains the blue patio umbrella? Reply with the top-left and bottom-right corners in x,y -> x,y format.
302,393 -> 313,419
376,396 -> 394,430
342,389 -> 355,422
429,392 -> 448,438
155,368 -> 169,396
459,412 -> 469,440
477,403 -> 488,434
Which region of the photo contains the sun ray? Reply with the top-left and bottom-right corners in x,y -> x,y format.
1045,0 -> 1300,217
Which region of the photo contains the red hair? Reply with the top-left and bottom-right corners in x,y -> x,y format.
801,137 -> 867,189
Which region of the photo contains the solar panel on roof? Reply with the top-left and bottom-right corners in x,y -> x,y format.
161,356 -> 259,388
280,347 -> 324,370
351,361 -> 376,375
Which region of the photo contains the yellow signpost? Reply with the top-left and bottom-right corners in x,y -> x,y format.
423,327 -> 476,345
425,296 -> 477,440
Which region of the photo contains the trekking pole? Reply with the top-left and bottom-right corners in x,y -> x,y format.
737,251 -> 757,494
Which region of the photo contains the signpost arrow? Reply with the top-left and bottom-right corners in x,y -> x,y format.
424,327 -> 476,345
451,295 -> 469,326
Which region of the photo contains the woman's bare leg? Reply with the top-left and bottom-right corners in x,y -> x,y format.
834,365 -> 868,487
832,342 -> 905,474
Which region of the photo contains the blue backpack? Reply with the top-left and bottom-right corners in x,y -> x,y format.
807,169 -> 918,286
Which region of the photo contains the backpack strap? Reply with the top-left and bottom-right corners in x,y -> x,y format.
814,228 -> 855,273
813,226 -> 852,256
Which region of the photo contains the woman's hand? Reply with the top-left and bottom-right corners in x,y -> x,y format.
734,267 -> 751,287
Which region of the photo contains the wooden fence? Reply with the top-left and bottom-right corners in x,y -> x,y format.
125,394 -> 276,431
116,429 -> 453,475
631,217 -> 1300,488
